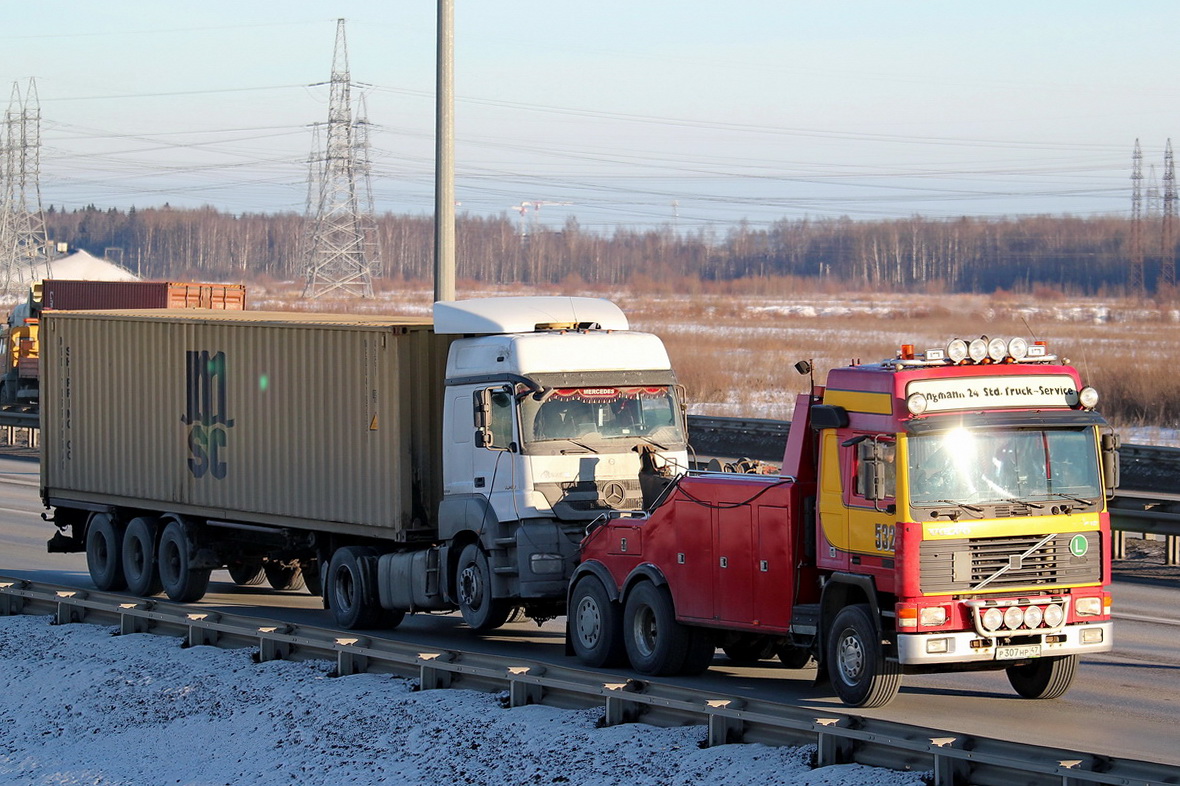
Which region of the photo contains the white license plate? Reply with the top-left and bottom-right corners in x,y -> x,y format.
996,644 -> 1042,660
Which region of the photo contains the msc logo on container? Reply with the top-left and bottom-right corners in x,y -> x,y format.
182,350 -> 235,479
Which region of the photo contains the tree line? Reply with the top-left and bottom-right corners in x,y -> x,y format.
43,205 -> 1166,294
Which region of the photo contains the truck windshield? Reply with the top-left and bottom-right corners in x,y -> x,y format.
908,427 -> 1101,506
520,386 -> 686,453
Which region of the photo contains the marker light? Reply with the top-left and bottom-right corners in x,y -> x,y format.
1007,336 -> 1029,361
907,392 -> 929,415
1079,386 -> 1099,409
946,339 -> 969,363
968,338 -> 989,363
987,337 -> 1008,362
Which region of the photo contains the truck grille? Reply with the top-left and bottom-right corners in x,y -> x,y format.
920,532 -> 1101,594
534,479 -> 644,520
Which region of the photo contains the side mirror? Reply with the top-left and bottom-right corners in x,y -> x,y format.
1101,431 -> 1121,497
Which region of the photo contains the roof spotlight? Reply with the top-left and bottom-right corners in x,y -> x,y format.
987,336 -> 1008,362
968,338 -> 988,363
1007,336 -> 1029,361
946,339 -> 968,363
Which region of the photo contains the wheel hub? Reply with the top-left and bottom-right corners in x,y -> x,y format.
459,564 -> 483,609
575,597 -> 601,646
837,630 -> 865,684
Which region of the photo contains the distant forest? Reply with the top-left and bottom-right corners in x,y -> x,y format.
42,205 -> 1169,295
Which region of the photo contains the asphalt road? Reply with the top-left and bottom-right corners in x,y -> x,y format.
1,452 -> 1177,767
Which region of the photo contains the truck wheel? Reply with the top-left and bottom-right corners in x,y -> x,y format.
680,627 -> 716,675
122,516 -> 163,597
569,575 -> 626,668
326,546 -> 401,629
776,643 -> 815,670
623,581 -> 692,676
722,635 -> 775,664
1006,654 -> 1078,699
300,559 -> 322,598
264,562 -> 305,591
826,603 -> 902,708
227,560 -> 266,586
85,514 -> 126,591
157,519 -> 211,603
456,544 -> 513,632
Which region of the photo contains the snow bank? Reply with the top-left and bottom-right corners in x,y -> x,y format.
0,615 -> 924,786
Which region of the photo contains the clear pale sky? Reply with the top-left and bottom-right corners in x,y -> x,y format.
3,2 -> 1177,231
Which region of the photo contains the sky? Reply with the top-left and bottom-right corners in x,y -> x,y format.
3,2 -> 1180,232
0,614 -> 925,785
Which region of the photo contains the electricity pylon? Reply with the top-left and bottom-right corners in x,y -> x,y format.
302,18 -> 379,299
0,79 -> 51,296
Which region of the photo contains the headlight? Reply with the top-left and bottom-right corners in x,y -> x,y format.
1044,603 -> 1065,628
968,338 -> 988,363
987,337 -> 1008,362
920,606 -> 948,627
1004,605 -> 1025,629
1079,386 -> 1099,409
982,607 -> 1003,631
907,392 -> 929,415
1075,597 -> 1103,616
1007,337 -> 1029,361
946,339 -> 969,363
1023,605 -> 1044,628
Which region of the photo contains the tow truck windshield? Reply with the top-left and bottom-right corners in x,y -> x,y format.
520,385 -> 686,455
908,427 -> 1102,507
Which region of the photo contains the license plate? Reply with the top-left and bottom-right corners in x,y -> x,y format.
996,644 -> 1042,660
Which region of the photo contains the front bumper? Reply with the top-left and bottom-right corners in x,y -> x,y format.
898,621 -> 1113,666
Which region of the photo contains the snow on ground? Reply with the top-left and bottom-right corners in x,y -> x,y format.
0,616 -> 925,786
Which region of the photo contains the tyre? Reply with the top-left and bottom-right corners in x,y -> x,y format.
569,575 -> 626,668
85,513 -> 126,591
326,546 -> 403,629
776,643 -> 815,670
227,560 -> 267,586
1006,654 -> 1078,700
157,519 -> 211,603
122,516 -> 163,597
680,627 -> 716,676
622,581 -> 692,676
300,559 -> 322,598
825,603 -> 902,708
722,635 -> 775,664
456,544 -> 513,632
264,562 -> 305,591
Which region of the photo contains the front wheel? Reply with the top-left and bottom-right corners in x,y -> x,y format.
569,575 -> 626,668
1006,654 -> 1078,699
456,544 -> 513,632
825,604 -> 902,708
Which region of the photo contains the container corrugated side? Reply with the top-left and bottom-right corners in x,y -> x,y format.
41,310 -> 450,540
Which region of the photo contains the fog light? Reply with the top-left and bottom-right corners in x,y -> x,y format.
968,338 -> 988,363
1075,597 -> 1102,616
982,607 -> 1003,631
946,339 -> 969,363
1079,386 -> 1099,409
1023,605 -> 1044,628
529,553 -> 565,575
926,638 -> 952,654
1004,605 -> 1025,629
987,336 -> 1008,362
907,392 -> 929,415
1044,603 -> 1065,628
1007,337 -> 1029,361
1081,627 -> 1104,644
920,606 -> 948,627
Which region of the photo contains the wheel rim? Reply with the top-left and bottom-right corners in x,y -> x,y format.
575,595 -> 601,648
836,628 -> 865,685
459,563 -> 483,611
128,536 -> 146,577
334,567 -> 356,613
632,604 -> 657,658
160,538 -> 181,584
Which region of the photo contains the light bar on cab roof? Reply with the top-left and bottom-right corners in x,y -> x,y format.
883,335 -> 1059,368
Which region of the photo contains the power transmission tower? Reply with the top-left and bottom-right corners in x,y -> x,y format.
0,79 -> 51,296
302,18 -> 378,299
1130,139 -> 1145,297
1163,139 -> 1176,290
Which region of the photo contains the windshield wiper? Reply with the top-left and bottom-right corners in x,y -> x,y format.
635,435 -> 668,451
1003,497 -> 1045,509
556,438 -> 598,454
1047,491 -> 1094,506
929,500 -> 984,519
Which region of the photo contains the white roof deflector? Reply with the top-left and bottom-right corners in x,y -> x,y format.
433,296 -> 629,335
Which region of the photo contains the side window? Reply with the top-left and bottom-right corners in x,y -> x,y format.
486,389 -> 514,450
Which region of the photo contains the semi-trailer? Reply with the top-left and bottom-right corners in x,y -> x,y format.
569,336 -> 1117,706
40,297 -> 689,630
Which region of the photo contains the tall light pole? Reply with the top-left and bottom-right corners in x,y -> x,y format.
434,0 -> 456,302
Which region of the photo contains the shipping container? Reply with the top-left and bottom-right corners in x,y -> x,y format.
41,310 -> 454,540
40,280 -> 247,311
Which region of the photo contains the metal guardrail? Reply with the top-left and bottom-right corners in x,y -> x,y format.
0,577 -> 1174,786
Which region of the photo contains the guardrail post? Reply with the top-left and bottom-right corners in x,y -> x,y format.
185,613 -> 220,647
334,637 -> 370,676
602,680 -> 644,726
814,718 -> 855,766
928,737 -> 971,786
54,590 -> 86,624
257,625 -> 293,662
704,699 -> 745,746
1111,529 -> 1126,560
117,601 -> 152,635
507,666 -> 545,707
0,581 -> 25,616
1168,535 -> 1180,566
417,651 -> 455,690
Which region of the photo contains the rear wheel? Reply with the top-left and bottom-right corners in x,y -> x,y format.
122,516 -> 162,597
456,544 -> 513,632
623,581 -> 693,676
264,562 -> 305,591
85,513 -> 126,591
569,575 -> 626,668
227,560 -> 266,586
722,635 -> 775,664
826,604 -> 902,708
776,643 -> 814,670
157,519 -> 211,603
1006,654 -> 1078,699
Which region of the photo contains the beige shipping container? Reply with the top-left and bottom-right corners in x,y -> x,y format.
41,310 -> 454,541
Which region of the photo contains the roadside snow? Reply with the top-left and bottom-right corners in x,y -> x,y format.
0,616 -> 924,786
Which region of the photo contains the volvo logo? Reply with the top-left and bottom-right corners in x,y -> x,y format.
602,481 -> 627,507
